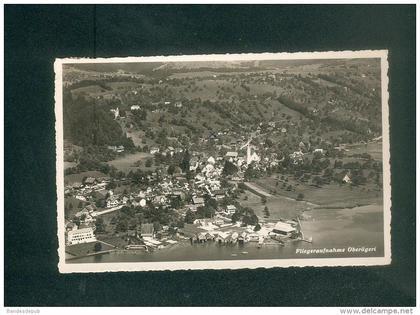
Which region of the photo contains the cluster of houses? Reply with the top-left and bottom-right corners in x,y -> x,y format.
178,218 -> 301,246
63,122 -> 325,252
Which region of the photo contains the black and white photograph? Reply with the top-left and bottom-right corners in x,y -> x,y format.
5,2 -> 416,310
55,51 -> 391,272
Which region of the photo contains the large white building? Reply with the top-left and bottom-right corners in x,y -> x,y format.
67,227 -> 97,245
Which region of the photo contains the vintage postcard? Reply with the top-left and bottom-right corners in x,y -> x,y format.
55,50 -> 391,273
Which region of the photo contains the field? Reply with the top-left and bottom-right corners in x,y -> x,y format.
254,176 -> 382,208
107,151 -> 153,172
238,190 -> 312,221
64,170 -> 107,185
64,161 -> 77,170
66,241 -> 115,257
96,235 -> 131,248
346,141 -> 383,161
65,196 -> 88,219
107,81 -> 142,89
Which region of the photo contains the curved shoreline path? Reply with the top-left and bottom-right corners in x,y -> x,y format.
93,205 -> 124,216
243,182 -> 273,197
244,181 -> 319,207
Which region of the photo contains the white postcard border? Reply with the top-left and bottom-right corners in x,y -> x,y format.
55,50 -> 391,273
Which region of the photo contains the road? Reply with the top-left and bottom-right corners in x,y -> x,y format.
243,182 -> 272,197
93,205 -> 124,216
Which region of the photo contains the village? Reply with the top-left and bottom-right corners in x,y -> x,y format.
63,59 -> 383,261
64,117 -> 380,260
64,134 -> 311,260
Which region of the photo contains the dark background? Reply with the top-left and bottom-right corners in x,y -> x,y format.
4,5 -> 416,306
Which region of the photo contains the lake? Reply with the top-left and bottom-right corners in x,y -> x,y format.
68,204 -> 384,264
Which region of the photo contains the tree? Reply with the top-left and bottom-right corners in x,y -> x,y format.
95,198 -> 106,208
116,219 -> 128,232
184,210 -> 196,224
197,205 -> 215,219
153,221 -> 161,232
180,150 -> 191,173
167,164 -> 176,175
352,174 -> 367,186
254,223 -> 261,231
244,165 -> 259,181
238,182 -> 247,190
297,193 -> 304,201
261,196 -> 267,204
106,182 -> 117,190
231,212 -> 241,223
94,242 -> 102,252
222,160 -> 238,176
72,216 -> 80,227
95,217 -> 105,233
145,159 -> 153,168
263,206 -> 270,218
170,197 -> 182,209
242,214 -> 258,226
205,197 -> 218,210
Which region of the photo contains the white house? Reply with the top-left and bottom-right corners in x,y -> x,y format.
207,156 -> 216,165
67,227 -> 97,245
189,161 -> 199,171
75,195 -> 87,202
299,141 -> 306,150
250,152 -> 261,163
214,232 -> 230,243
225,151 -> 238,160
130,105 -> 141,111
150,147 -> 160,154
342,174 -> 352,184
107,198 -> 119,208
226,205 -> 237,215
290,151 -> 304,164
110,107 -> 120,119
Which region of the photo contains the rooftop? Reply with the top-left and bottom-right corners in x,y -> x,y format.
273,221 -> 296,233
141,223 -> 154,235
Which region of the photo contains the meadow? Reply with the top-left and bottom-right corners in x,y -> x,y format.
107,151 -> 153,173
346,141 -> 383,161
254,176 -> 382,208
238,189 -> 312,221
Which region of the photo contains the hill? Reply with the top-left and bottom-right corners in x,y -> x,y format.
63,91 -> 134,149
63,58 -> 382,154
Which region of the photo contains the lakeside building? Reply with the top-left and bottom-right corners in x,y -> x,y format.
141,223 -> 155,238
67,227 -> 97,245
271,221 -> 297,237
